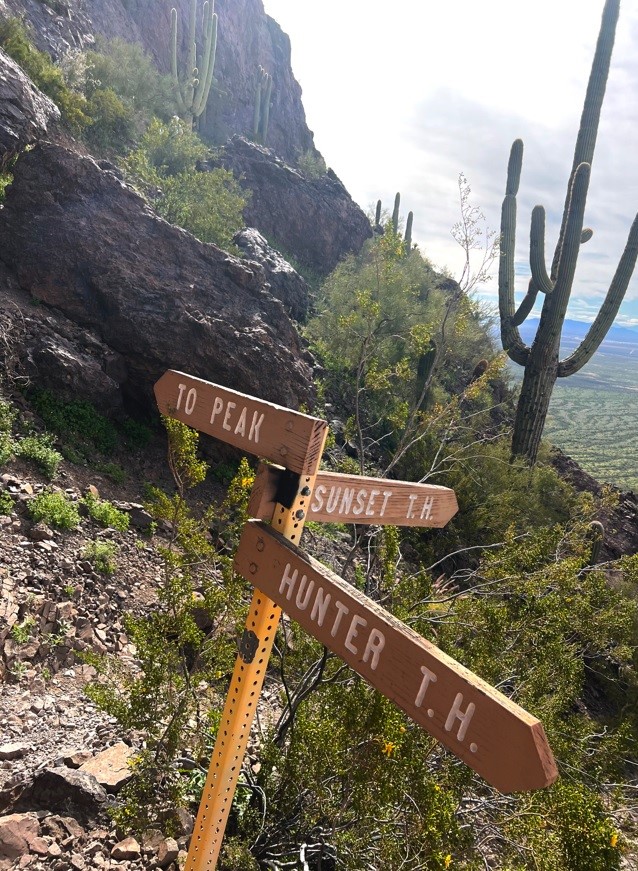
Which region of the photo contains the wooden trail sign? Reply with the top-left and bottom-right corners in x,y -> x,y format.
154,370 -> 326,476
235,521 -> 558,794
154,371 -> 329,871
249,464 -> 458,527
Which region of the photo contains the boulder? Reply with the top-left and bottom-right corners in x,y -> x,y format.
0,48 -> 59,164
233,227 -> 309,321
78,742 -> 135,791
0,813 -> 46,867
29,766 -> 109,819
0,142 -> 314,412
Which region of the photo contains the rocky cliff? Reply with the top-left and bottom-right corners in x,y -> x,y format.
0,0 -> 317,164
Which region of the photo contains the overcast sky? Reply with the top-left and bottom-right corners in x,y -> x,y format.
262,0 -> 638,326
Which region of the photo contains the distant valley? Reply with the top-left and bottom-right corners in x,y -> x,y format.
509,320 -> 638,491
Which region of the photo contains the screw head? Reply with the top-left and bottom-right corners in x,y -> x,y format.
300,486 -> 311,497
295,509 -> 306,520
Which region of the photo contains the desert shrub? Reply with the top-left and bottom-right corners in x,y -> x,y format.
157,168 -> 246,249
83,86 -> 135,151
296,149 -> 326,178
124,116 -> 209,178
28,490 -> 80,529
15,433 -> 62,479
122,118 -> 247,250
0,17 -> 90,134
82,493 -> 129,531
83,420 -> 253,833
0,491 -> 14,515
83,540 -> 118,575
84,37 -> 175,125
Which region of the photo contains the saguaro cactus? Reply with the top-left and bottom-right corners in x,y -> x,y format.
170,0 -> 217,127
253,66 -> 273,143
498,0 -> 638,464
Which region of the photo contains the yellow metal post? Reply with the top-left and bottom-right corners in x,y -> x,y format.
185,450 -> 327,870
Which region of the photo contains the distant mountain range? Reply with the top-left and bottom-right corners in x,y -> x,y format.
514,319 -> 638,355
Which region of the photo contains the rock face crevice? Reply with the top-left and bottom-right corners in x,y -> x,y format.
0,142 -> 314,411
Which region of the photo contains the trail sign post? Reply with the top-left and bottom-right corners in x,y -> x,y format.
154,370 -> 557,869
155,371 -> 329,871
235,521 -> 558,793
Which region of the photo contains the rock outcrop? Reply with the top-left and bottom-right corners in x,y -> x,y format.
0,0 -> 317,164
216,137 -> 372,276
0,142 -> 314,411
233,227 -> 309,322
0,48 -> 59,162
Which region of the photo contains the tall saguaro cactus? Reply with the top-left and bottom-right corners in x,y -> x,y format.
253,66 -> 273,143
170,0 -> 218,128
498,0 -> 638,464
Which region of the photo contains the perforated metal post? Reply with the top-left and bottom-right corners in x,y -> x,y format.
184,454 -> 326,870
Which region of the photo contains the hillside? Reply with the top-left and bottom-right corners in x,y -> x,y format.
0,1 -> 638,870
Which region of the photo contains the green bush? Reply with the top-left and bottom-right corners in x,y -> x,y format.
83,540 -> 118,575
125,116 -> 209,178
157,168 -> 246,249
0,17 -> 90,134
15,433 -> 62,479
296,149 -> 326,178
84,38 -> 175,125
84,87 -> 135,151
28,490 -> 80,529
122,118 -> 247,250
0,491 -> 14,515
82,493 -> 129,531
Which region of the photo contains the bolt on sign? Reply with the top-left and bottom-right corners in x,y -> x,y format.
154,370 -> 557,869
235,521 -> 558,794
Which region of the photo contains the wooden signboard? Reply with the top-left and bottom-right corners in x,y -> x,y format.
235,521 -> 558,794
154,370 -> 326,476
249,464 -> 458,527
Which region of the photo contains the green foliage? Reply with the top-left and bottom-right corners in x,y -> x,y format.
28,490 -> 80,530
122,118 -> 246,250
0,398 -> 16,466
0,17 -> 90,134
15,433 -> 62,479
0,491 -> 14,515
82,493 -> 129,531
10,615 -> 36,643
83,540 -> 118,575
83,87 -> 135,151
157,167 -> 245,249
124,116 -> 209,178
84,420 -> 253,833
296,149 -> 326,178
84,37 -> 176,126
0,170 -> 13,202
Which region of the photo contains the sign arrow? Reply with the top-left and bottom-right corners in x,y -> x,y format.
235,521 -> 558,794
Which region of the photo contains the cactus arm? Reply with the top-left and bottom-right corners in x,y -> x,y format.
184,0 -> 197,112
253,78 -> 262,138
404,211 -> 413,253
558,211 -> 638,377
498,139 -> 529,365
375,199 -> 382,228
170,8 -> 188,114
529,206 -> 554,294
192,3 -> 217,117
261,74 -> 272,142
506,138 -> 523,195
498,191 -> 530,366
512,279 -> 539,327
392,193 -> 400,234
